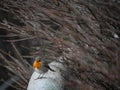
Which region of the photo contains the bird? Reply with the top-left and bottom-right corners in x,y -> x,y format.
27,56 -> 65,90
33,56 -> 55,79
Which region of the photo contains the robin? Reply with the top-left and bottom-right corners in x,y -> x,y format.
33,56 -> 55,79
27,59 -> 64,90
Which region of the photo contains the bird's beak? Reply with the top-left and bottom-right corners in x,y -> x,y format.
33,60 -> 42,69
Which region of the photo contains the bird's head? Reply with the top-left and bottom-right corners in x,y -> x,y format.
33,56 -> 42,69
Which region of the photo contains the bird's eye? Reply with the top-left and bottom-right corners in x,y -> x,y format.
35,59 -> 41,62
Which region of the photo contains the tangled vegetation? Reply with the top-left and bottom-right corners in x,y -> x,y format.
0,0 -> 120,90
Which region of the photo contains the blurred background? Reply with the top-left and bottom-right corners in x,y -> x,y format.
0,0 -> 120,90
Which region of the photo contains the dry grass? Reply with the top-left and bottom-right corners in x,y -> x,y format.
0,0 -> 120,90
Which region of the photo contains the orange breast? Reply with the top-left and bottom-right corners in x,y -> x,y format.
33,60 -> 42,69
